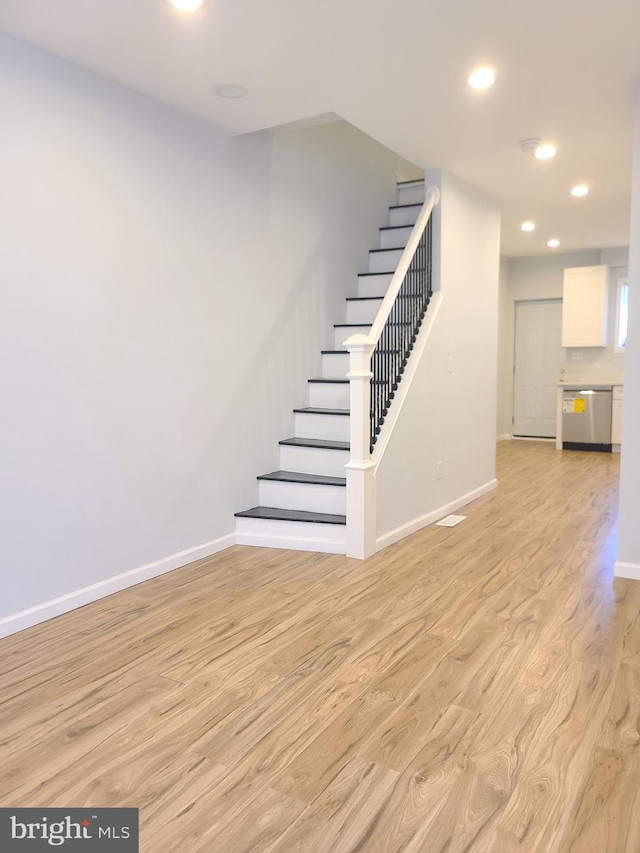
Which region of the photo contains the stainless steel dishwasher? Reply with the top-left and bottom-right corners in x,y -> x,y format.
562,385 -> 612,452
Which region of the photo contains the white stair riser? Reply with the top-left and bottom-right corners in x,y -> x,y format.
321,352 -> 349,379
258,480 -> 346,515
295,411 -> 349,441
389,205 -> 421,227
358,273 -> 393,299
379,227 -> 412,250
280,445 -> 349,478
236,517 -> 346,553
309,382 -> 350,408
397,183 -> 425,206
347,299 -> 382,325
369,249 -> 403,274
334,327 -> 370,349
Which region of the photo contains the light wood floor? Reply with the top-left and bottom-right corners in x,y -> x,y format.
1,440 -> 638,852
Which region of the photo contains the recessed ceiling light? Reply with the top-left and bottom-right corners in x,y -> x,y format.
571,185 -> 589,197
535,144 -> 556,160
468,68 -> 496,89
521,221 -> 535,232
547,239 -> 560,248
168,0 -> 204,10
213,83 -> 248,99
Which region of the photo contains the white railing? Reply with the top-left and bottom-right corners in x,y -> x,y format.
344,185 -> 440,559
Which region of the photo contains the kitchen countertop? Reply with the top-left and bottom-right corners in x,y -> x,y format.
558,380 -> 623,387
559,383 -> 616,391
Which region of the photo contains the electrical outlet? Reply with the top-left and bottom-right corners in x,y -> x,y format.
436,461 -> 443,479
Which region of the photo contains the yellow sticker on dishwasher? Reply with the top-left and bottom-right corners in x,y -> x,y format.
574,398 -> 586,413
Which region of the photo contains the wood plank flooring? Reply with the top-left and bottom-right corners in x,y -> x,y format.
1,440 -> 637,852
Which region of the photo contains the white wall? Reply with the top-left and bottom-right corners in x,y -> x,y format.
498,247 -> 629,436
497,256 -> 512,438
0,34 -> 422,626
617,80 -> 640,575
375,171 -> 501,545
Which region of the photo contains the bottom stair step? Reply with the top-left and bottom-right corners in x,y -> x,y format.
235,507 -> 347,554
234,506 -> 346,525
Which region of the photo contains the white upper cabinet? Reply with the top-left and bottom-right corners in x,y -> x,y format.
561,265 -> 609,347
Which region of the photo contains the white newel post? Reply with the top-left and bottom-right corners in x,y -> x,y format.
345,335 -> 377,559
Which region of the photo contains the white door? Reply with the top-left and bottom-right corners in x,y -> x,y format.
513,300 -> 562,437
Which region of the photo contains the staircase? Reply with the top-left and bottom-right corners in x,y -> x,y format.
235,179 -> 426,554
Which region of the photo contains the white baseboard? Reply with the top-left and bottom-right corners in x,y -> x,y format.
497,434 -> 512,442
0,533 -> 236,639
376,478 -> 498,552
512,436 -> 555,443
614,561 -> 640,581
236,531 -> 346,555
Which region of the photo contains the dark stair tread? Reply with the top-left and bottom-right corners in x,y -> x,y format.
389,203 -> 423,211
358,272 -> 394,277
379,225 -> 414,232
370,248 -> 404,254
335,323 -> 413,331
397,178 -> 425,185
324,348 -> 402,354
234,506 -> 346,525
322,347 -> 402,355
308,378 -> 397,386
293,407 -> 349,416
334,322 -> 412,330
346,293 -> 425,302
257,470 -> 346,487
279,437 -> 350,451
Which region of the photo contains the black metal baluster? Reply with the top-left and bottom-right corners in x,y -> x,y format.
370,207 -> 435,452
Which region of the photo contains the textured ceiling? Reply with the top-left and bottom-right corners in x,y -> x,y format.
1,0 -> 639,256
